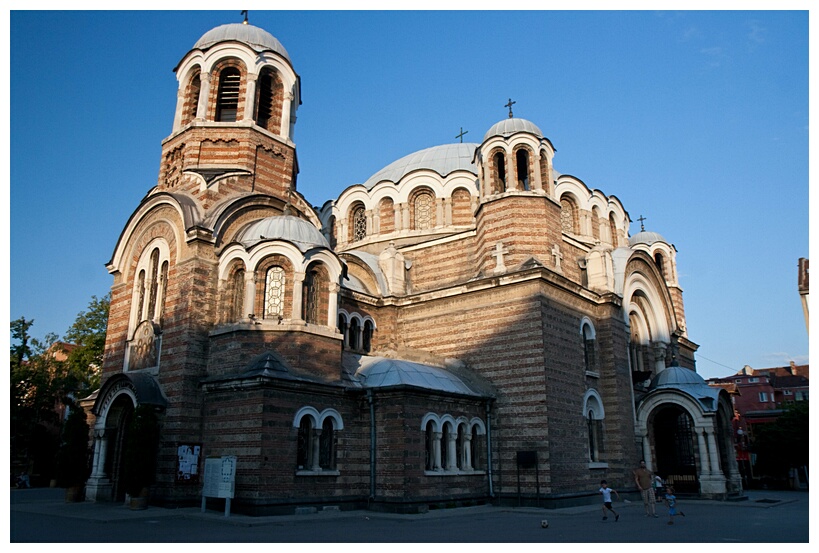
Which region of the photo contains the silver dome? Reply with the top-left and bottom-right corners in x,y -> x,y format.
362,143 -> 478,191
193,23 -> 291,62
629,231 -> 668,247
236,215 -> 329,251
483,118 -> 543,141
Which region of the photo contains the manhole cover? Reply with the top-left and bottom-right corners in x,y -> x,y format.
755,498 -> 781,504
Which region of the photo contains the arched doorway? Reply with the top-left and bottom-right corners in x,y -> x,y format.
104,394 -> 135,502
653,405 -> 699,493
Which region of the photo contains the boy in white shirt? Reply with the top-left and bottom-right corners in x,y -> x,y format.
599,480 -> 620,522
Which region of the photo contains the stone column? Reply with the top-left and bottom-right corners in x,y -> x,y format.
447,432 -> 458,470
443,197 -> 452,226
532,152 -> 543,191
697,429 -> 711,474
706,430 -> 722,475
463,433 -> 473,470
311,429 -> 321,471
196,72 -> 211,121
172,87 -> 186,131
433,432 -> 443,471
327,282 -> 340,328
85,428 -> 110,502
393,204 -> 402,232
281,91 -> 294,139
435,198 -> 444,228
243,272 -> 256,320
242,73 -> 258,123
642,434 -> 653,471
653,343 -> 668,373
292,271 -> 305,323
401,204 -> 410,230
506,151 -> 517,191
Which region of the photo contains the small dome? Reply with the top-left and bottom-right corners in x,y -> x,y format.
629,231 -> 668,247
362,143 -> 478,191
193,23 -> 291,62
352,356 -> 483,396
648,365 -> 721,412
483,117 -> 543,141
236,215 -> 329,251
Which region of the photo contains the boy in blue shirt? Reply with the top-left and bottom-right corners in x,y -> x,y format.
599,480 -> 620,521
664,485 -> 686,524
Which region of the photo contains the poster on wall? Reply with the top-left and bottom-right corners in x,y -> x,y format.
177,444 -> 201,483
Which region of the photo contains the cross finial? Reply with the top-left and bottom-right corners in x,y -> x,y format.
455,127 -> 469,143
241,10 -> 249,24
637,215 -> 647,232
505,98 -> 516,118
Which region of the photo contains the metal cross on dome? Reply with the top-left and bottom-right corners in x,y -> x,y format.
455,127 -> 469,143
505,98 -> 516,118
637,215 -> 647,232
241,10 -> 249,24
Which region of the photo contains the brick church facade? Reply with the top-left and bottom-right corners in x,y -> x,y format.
86,21 -> 742,514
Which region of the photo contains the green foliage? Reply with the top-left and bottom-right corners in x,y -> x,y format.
56,406 -> 91,487
9,294 -> 110,478
751,401 -> 809,478
123,405 -> 161,497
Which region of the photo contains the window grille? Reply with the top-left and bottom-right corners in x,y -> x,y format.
414,192 -> 434,230
561,199 -> 575,233
264,266 -> 285,319
352,207 -> 367,241
304,270 -> 320,325
231,269 -> 244,321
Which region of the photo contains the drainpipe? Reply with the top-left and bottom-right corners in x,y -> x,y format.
367,389 -> 376,501
485,400 -> 494,497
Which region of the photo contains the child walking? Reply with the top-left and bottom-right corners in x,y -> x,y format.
599,480 -> 620,522
663,485 -> 686,524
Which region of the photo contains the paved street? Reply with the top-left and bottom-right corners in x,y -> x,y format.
9,487 -> 808,543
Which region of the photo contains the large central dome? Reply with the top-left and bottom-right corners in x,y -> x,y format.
193,23 -> 291,62
362,143 -> 479,191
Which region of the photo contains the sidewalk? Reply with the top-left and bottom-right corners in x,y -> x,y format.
9,487 -> 805,528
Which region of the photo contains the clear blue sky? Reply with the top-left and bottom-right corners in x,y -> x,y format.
9,9 -> 810,379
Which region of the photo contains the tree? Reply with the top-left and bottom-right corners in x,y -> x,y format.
751,401 -> 809,482
63,294 -> 110,391
9,294 -> 110,482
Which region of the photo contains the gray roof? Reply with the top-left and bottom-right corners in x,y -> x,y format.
483,117 -> 543,141
362,143 -> 479,191
648,365 -> 721,412
236,215 -> 329,251
193,23 -> 291,62
349,355 -> 484,396
629,231 -> 668,247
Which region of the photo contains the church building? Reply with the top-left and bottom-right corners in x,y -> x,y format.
87,20 -> 742,514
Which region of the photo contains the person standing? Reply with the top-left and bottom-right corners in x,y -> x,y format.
599,480 -> 620,522
633,459 -> 658,517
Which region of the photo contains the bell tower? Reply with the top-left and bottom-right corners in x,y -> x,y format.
473,112 -> 562,275
157,22 -> 302,211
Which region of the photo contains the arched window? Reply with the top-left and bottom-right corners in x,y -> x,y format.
456,423 -> 466,470
136,270 -> 146,322
413,191 -> 434,230
319,418 -> 336,470
441,423 -> 450,470
230,269 -> 245,322
215,67 -> 241,122
147,248 -> 160,318
539,150 -> 551,194
561,197 -> 578,234
493,152 -> 506,193
348,318 -> 360,350
297,416 -> 313,470
451,188 -> 472,226
470,425 -> 482,470
351,205 -> 367,242
425,421 -> 437,471
362,320 -> 373,353
254,67 -> 276,130
592,208 -> 601,241
654,252 -> 665,278
379,197 -> 395,234
584,391 -> 605,463
303,269 -> 322,325
264,266 -> 285,319
582,321 -> 597,373
181,71 -> 201,126
609,214 -> 619,247
338,314 -> 348,347
295,408 -> 343,473
516,149 -> 531,191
